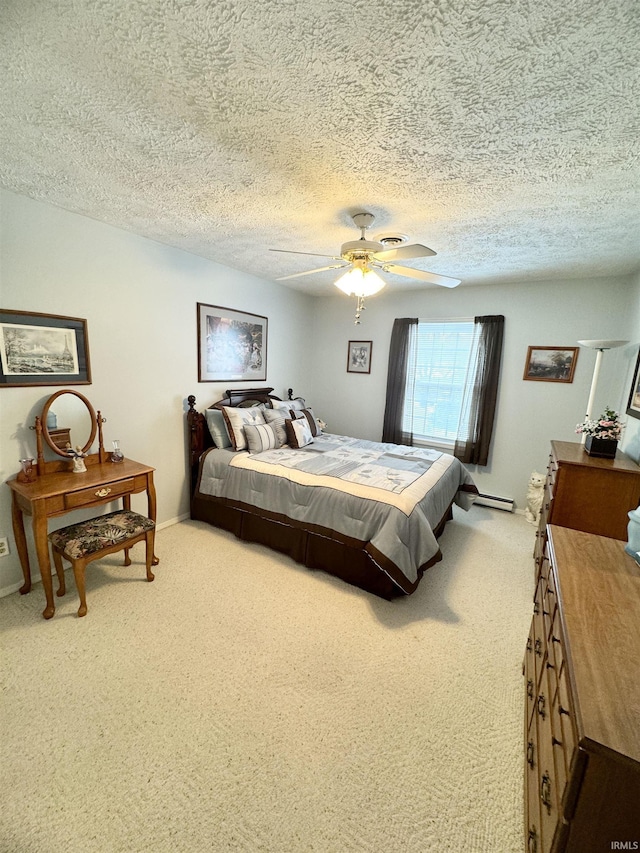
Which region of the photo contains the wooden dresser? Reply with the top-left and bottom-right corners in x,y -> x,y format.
533,440 -> 640,572
524,525 -> 640,852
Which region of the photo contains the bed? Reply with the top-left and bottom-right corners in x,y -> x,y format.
186,387 -> 478,599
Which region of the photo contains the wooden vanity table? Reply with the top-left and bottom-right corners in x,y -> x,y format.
6,389 -> 158,619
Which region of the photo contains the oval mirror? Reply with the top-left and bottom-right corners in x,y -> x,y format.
41,390 -> 97,457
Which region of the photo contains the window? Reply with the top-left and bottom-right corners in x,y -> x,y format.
403,320 -> 474,446
383,315 -> 504,466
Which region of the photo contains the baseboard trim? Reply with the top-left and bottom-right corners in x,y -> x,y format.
475,493 -> 515,512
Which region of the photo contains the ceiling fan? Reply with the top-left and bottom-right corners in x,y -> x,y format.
270,212 -> 461,323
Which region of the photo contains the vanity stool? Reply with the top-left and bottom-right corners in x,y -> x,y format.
48,510 -> 156,617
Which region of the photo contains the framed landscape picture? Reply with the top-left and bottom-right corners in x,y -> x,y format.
197,303 -> 268,382
347,340 -> 372,374
523,346 -> 578,383
0,309 -> 91,387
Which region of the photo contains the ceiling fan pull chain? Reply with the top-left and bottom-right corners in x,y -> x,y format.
355,295 -> 366,324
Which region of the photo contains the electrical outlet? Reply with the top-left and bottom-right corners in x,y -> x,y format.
0,537 -> 9,557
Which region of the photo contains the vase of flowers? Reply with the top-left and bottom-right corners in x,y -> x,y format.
575,407 -> 623,458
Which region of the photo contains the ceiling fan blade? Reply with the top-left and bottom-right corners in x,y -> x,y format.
276,263 -> 347,281
374,243 -> 437,262
381,264 -> 461,288
270,249 -> 342,260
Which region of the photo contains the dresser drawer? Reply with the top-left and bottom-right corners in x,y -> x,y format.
525,710 -> 542,853
64,477 -> 136,509
555,664 -> 577,788
524,627 -> 537,728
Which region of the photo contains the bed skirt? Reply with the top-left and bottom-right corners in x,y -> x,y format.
190,492 -> 454,599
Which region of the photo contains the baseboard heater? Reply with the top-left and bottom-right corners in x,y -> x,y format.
475,493 -> 515,512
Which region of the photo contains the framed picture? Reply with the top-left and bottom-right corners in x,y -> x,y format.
347,340 -> 372,374
627,351 -> 640,420
197,303 -> 268,382
523,346 -> 578,383
0,309 -> 91,388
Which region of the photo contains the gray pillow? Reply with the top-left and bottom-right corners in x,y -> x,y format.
244,422 -> 280,454
205,408 -> 232,448
262,408 -> 288,446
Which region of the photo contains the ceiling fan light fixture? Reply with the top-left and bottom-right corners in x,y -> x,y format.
334,266 -> 386,297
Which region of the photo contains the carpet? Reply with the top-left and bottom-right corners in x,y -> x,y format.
0,505 -> 534,852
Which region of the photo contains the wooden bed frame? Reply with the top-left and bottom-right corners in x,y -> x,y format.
186,388 -> 453,599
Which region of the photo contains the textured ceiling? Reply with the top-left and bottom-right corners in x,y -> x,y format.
1,0 -> 639,295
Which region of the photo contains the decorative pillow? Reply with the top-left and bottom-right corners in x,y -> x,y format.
285,417 -> 314,448
289,398 -> 306,411
301,407 -> 322,437
204,408 -> 232,448
270,399 -> 292,412
262,408 -> 288,446
244,422 -> 280,454
221,406 -> 267,451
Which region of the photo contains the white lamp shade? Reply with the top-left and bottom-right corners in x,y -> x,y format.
334,267 -> 386,297
577,339 -> 628,349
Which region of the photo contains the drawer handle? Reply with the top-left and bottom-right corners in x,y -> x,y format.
528,827 -> 537,853
534,638 -> 543,657
527,740 -> 535,768
537,693 -> 546,719
533,601 -> 540,615
540,772 -> 552,814
559,705 -> 570,717
527,679 -> 534,700
95,487 -> 112,498
526,637 -> 532,653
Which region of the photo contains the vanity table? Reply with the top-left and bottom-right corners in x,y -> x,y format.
6,390 -> 158,619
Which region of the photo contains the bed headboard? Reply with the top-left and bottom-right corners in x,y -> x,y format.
186,387 -> 282,494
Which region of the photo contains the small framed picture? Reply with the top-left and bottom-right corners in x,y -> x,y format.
347,340 -> 372,374
0,309 -> 91,387
523,346 -> 578,383
627,351 -> 640,420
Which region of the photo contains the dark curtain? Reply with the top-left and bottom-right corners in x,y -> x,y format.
382,317 -> 418,444
454,315 -> 504,466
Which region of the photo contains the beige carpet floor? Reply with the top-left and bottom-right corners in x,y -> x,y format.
0,505 -> 535,853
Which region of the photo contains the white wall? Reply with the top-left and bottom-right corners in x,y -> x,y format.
307,277 -> 639,509
0,190 -> 315,595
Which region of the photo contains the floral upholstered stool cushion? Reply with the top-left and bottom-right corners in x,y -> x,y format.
48,510 -> 156,618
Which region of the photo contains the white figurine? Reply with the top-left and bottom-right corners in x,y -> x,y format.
67,445 -> 87,473
524,471 -> 545,524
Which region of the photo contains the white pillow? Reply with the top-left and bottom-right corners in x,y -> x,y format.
285,417 -> 314,448
221,406 -> 267,451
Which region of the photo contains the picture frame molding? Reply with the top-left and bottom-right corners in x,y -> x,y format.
0,309 -> 91,388
197,303 -> 268,383
347,340 -> 373,374
523,345 -> 579,383
626,350 -> 640,420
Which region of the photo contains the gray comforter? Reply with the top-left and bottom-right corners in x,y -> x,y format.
197,434 -> 478,591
